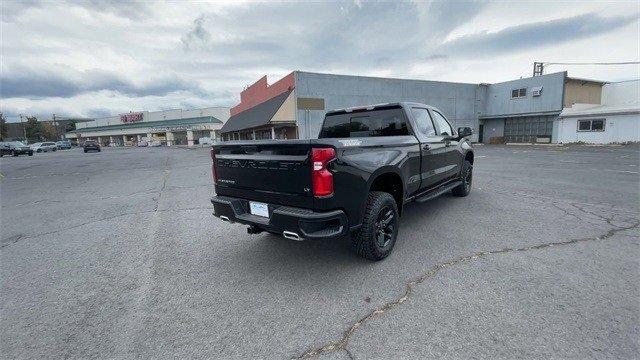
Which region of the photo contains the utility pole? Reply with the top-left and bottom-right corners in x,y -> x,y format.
533,62 -> 544,76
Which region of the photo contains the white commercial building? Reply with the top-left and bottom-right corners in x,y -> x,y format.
557,80 -> 639,144
65,107 -> 230,146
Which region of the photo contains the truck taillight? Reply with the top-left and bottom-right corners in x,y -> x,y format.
211,148 -> 218,184
311,147 -> 335,197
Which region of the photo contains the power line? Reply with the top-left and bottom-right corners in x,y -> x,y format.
533,61 -> 640,76
544,61 -> 639,66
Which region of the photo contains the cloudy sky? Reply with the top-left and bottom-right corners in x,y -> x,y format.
1,0 -> 638,121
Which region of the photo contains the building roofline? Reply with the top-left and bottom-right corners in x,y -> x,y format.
559,105 -> 640,118
604,78 -> 640,84
479,110 -> 562,119
68,116 -> 221,133
566,76 -> 608,84
88,106 -> 230,121
293,70 -> 480,86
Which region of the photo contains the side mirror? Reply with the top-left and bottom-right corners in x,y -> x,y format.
457,127 -> 473,138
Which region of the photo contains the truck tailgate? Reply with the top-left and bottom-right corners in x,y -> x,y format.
213,141 -> 313,208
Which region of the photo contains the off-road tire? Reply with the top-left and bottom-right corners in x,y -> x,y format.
350,191 -> 399,261
452,160 -> 472,197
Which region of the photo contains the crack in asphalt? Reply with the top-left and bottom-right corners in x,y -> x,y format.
549,202 -> 590,223
152,156 -> 170,212
292,203 -> 639,359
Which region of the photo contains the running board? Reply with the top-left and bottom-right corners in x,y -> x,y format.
414,181 -> 462,203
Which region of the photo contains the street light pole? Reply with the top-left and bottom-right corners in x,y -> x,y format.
20,114 -> 27,140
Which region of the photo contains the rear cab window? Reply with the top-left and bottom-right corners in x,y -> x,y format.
319,105 -> 410,138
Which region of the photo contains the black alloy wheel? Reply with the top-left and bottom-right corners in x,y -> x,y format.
375,205 -> 396,250
351,191 -> 400,261
452,160 -> 472,197
462,164 -> 472,192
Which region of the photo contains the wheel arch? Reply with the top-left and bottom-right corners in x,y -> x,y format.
367,169 -> 405,216
464,150 -> 474,165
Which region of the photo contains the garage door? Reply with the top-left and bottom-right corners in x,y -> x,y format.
504,116 -> 555,143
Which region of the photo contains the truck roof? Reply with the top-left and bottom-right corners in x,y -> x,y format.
325,102 -> 435,115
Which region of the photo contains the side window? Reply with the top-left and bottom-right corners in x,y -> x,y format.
410,108 -> 436,137
431,110 -> 454,136
578,120 -> 591,131
591,119 -> 605,131
511,88 -> 527,98
577,119 -> 605,132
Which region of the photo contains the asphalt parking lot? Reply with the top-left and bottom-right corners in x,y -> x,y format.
1,144 -> 638,359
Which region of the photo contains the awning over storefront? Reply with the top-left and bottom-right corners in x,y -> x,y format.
220,90 -> 292,134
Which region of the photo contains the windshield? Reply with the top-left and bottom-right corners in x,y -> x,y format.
9,142 -> 26,146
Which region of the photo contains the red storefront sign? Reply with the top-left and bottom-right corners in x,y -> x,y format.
120,112 -> 143,123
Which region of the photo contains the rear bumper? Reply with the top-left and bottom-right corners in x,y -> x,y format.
211,195 -> 348,240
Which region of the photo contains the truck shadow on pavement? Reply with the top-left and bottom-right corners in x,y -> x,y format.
232,193 -> 458,274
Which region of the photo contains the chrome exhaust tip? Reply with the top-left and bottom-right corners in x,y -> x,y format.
282,231 -> 303,241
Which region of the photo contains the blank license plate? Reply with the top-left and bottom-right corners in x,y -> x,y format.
249,201 -> 269,218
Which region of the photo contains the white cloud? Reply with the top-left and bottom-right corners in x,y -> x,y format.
1,0 -> 638,121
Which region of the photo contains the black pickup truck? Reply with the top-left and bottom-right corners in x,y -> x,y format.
211,102 -> 474,260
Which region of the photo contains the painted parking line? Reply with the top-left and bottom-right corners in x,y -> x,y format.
606,169 -> 640,174
528,167 -> 640,174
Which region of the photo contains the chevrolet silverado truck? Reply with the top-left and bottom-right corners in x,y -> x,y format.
211,102 -> 474,260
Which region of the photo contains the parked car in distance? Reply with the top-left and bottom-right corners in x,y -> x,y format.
30,142 -> 58,153
211,102 -> 474,261
56,140 -> 72,150
137,140 -> 149,147
83,140 -> 101,153
0,141 -> 34,157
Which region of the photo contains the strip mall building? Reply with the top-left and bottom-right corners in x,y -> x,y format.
221,71 -> 638,144
65,107 -> 230,146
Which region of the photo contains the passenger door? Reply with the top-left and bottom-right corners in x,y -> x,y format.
429,109 -> 461,181
410,107 -> 450,190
